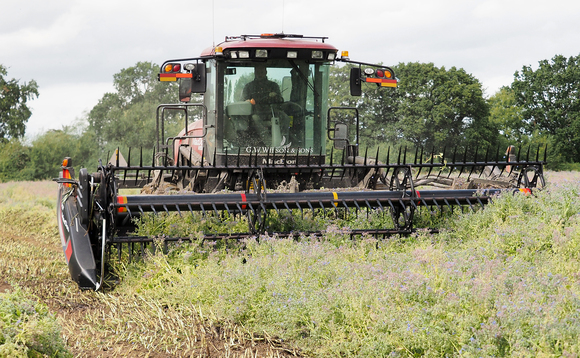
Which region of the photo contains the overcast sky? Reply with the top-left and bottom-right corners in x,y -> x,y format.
2,0 -> 579,138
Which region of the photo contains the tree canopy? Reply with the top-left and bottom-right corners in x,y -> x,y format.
487,86 -> 528,146
0,65 -> 39,142
87,61 -> 178,152
512,54 -> 580,163
329,62 -> 498,155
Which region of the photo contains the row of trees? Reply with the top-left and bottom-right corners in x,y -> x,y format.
1,54 -> 579,182
329,55 -> 580,166
329,62 -> 497,152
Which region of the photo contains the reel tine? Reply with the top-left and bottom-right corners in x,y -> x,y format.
465,198 -> 475,212
134,147 -> 142,187
432,198 -> 442,213
224,203 -> 232,216
455,146 -> 467,179
397,146 -> 402,165
427,147 -> 435,178
341,200 -> 349,215
318,200 -> 327,217
375,198 -> 385,212
443,198 -> 452,210
175,204 -> 183,218
307,200 -> 314,214
415,146 -> 424,179
413,146 -> 419,165
467,146 -> 478,180
526,145 -> 531,162
477,197 -> 485,209
353,199 -> 362,213
437,146 -> 447,178
446,146 -> 457,179
296,202 -> 303,219
480,146 -> 490,177
284,201 -> 292,214
340,149 -> 347,181
454,198 -> 463,212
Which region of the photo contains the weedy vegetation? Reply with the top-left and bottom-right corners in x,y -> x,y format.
0,288 -> 70,358
1,172 -> 580,357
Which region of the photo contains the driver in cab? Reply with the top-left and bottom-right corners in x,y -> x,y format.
242,64 -> 283,106
240,64 -> 289,147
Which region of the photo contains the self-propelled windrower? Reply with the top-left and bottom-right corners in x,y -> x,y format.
55,34 -> 546,290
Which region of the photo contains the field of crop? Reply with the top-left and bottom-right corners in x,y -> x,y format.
1,171 -> 579,357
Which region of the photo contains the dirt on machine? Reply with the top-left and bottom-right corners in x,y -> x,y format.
55,33 -> 546,290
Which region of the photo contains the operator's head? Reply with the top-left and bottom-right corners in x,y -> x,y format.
254,64 -> 267,79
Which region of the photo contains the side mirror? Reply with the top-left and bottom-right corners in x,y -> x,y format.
179,64 -> 206,101
350,67 -> 362,96
334,123 -> 348,150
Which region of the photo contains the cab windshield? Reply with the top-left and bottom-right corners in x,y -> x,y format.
219,59 -> 329,155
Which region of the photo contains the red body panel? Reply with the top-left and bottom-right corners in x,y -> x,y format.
174,119 -> 204,158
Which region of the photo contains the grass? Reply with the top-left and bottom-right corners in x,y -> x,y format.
1,173 -> 580,356
0,182 -> 71,357
0,288 -> 70,358
118,172 -> 580,357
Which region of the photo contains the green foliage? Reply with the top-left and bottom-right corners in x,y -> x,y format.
87,61 -> 179,153
512,54 -> 580,164
394,62 -> 497,152
487,86 -> 529,146
328,64 -> 402,149
28,129 -> 88,180
0,125 -> 97,182
0,140 -> 32,182
0,288 -> 71,358
118,181 -> 580,357
328,62 -> 498,156
0,65 -> 39,142
135,211 -> 248,238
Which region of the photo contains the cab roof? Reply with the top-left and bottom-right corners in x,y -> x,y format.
200,34 -> 338,57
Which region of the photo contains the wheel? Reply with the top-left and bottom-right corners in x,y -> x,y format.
246,170 -> 267,235
389,166 -> 416,231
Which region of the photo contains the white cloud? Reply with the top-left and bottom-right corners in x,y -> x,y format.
1,0 -> 579,136
25,82 -> 114,138
0,4 -> 85,54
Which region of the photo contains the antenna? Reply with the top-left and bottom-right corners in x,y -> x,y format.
282,0 -> 285,33
212,0 -> 215,47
